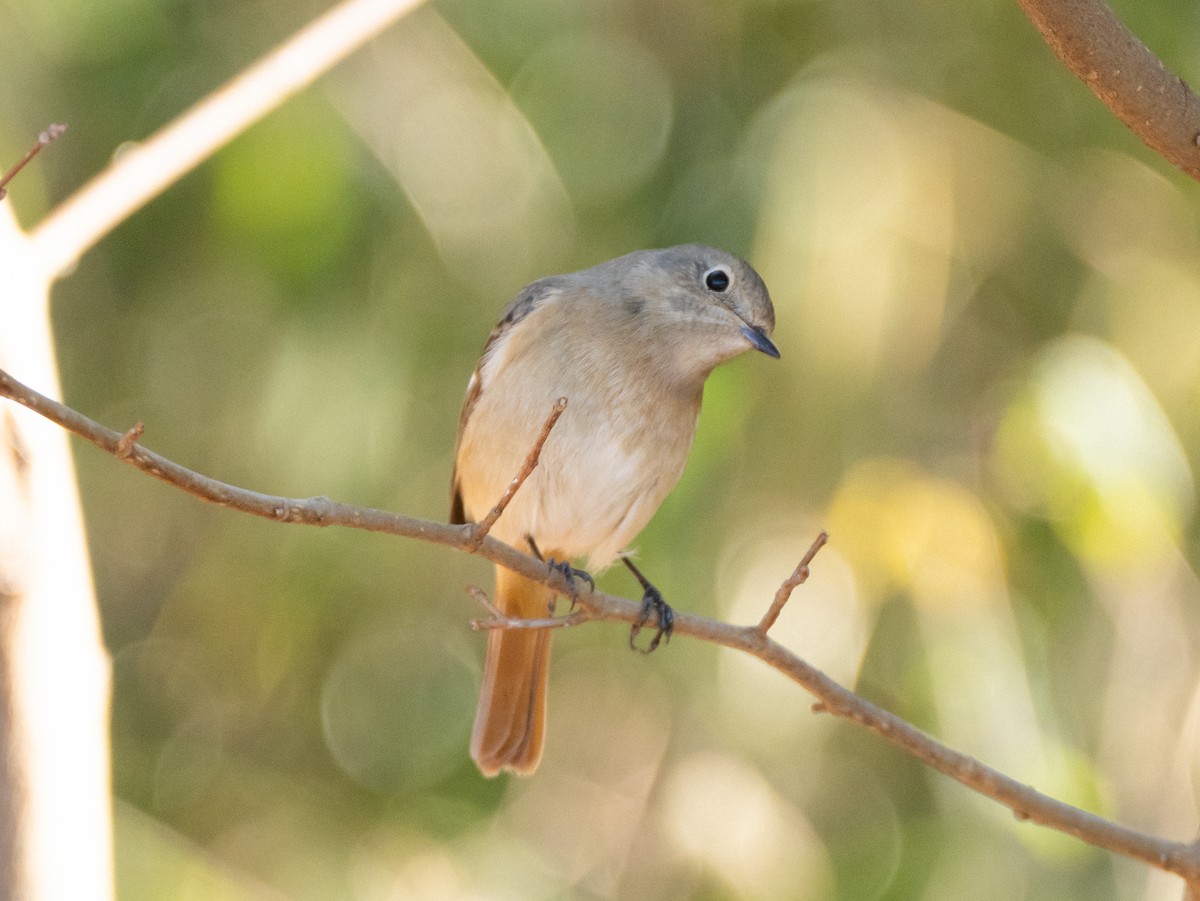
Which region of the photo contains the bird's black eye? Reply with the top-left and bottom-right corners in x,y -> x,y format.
704,266 -> 731,292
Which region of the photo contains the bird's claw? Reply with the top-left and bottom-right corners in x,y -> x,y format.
547,558 -> 594,611
527,536 -> 593,612
630,585 -> 674,654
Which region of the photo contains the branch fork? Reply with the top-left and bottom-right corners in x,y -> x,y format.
463,396 -> 590,634
466,584 -> 588,632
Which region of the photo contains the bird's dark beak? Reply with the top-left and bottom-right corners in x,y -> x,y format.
741,325 -> 781,359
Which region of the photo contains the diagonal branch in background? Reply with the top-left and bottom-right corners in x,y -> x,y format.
25,0 -> 430,279
2,363 -> 1200,889
1015,0 -> 1200,179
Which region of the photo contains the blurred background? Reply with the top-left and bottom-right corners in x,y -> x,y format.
4,0 -> 1200,898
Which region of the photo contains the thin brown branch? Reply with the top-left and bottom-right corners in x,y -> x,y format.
1016,0 -> 1200,179
0,124 -> 67,200
466,585 -> 588,632
757,530 -> 828,634
3,363 -> 1200,886
469,396 -> 567,548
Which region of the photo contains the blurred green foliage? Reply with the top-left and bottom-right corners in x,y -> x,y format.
4,0 -> 1200,898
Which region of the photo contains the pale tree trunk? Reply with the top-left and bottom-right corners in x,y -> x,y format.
0,1 -> 432,894
0,201 -> 113,899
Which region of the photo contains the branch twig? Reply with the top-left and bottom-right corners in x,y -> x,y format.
2,364 -> 1199,886
469,396 -> 566,548
466,585 -> 588,632
0,124 -> 67,201
757,530 -> 828,634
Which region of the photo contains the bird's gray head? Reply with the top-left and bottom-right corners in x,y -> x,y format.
597,244 -> 778,374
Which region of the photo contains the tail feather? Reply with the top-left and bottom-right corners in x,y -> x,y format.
471,564 -> 554,776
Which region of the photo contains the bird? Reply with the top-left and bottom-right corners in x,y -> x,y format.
450,244 -> 779,776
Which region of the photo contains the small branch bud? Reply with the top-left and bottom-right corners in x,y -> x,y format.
115,422 -> 144,459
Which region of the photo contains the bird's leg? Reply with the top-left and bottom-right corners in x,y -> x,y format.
621,554 -> 674,654
527,535 -> 594,613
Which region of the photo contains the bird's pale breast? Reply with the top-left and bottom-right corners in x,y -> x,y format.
455,301 -> 700,568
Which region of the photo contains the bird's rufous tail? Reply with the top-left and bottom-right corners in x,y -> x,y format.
471,563 -> 554,776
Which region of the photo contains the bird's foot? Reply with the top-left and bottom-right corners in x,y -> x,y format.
621,554 -> 674,654
546,558 -> 594,611
528,535 -> 594,611
629,584 -> 674,654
